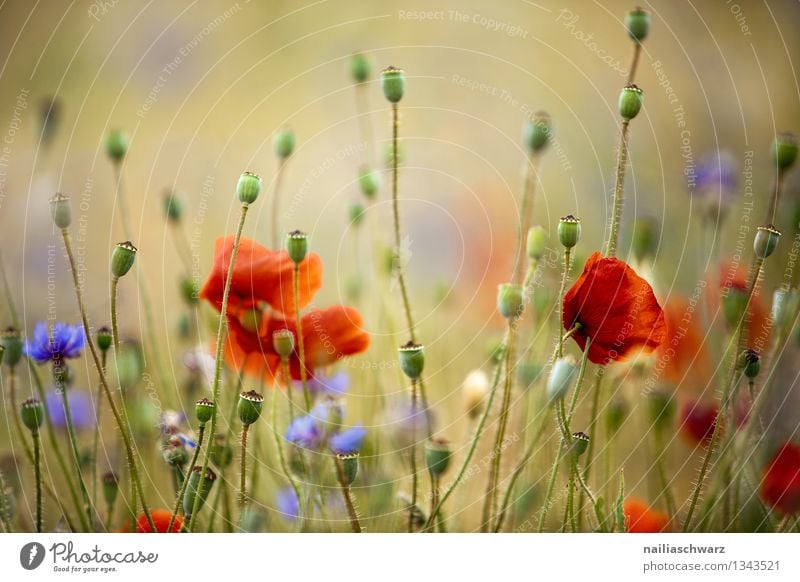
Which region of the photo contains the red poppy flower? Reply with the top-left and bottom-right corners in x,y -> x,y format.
719,261 -> 768,351
225,305 -> 370,381
657,297 -> 712,389
760,442 -> 800,515
200,235 -> 322,317
562,252 -> 667,364
624,498 -> 669,532
135,509 -> 182,533
679,399 -> 719,445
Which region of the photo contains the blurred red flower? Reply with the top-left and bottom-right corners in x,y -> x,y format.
679,399 -> 719,444
760,442 -> 800,515
135,509 -> 181,533
657,297 -> 712,389
562,252 -> 666,364
624,498 -> 669,532
719,260 -> 768,351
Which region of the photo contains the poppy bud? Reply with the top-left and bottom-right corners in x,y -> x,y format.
349,202 -> 365,226
497,283 -> 525,320
463,369 -> 489,419
619,85 -> 644,120
163,189 -> 182,223
211,434 -> 234,469
50,192 -> 71,229
20,398 -> 44,433
237,390 -> 264,426
182,466 -> 216,519
350,53 -> 370,83
106,130 -> 128,162
739,349 -> 761,378
772,288 -> 799,328
381,66 -> 405,103
358,166 -> 380,198
625,7 -> 650,42
547,356 -> 577,405
272,329 -> 295,360
425,438 -> 451,477
558,215 -> 581,248
0,327 -> 23,368
773,132 -> 798,173
101,471 -> 119,507
93,326 -> 112,354
195,398 -> 214,424
179,277 -> 199,305
631,216 -> 657,263
286,230 -> 309,264
337,453 -> 359,486
236,171 -> 261,205
646,387 -> 676,429
722,285 -> 747,328
527,225 -> 548,260
754,224 -> 781,259
111,241 -> 137,278
606,395 -> 629,434
163,435 -> 189,467
398,342 -> 425,380
273,129 -> 296,159
569,431 -> 590,458
522,111 -> 552,154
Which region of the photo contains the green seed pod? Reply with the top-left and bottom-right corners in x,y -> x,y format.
722,286 -> 747,328
210,434 -> 234,469
425,438 -> 451,477
618,84 -> 644,120
101,471 -> 119,508
606,395 -> 629,434
526,225 -> 548,261
179,277 -> 199,305
497,283 -> 525,320
381,66 -> 405,103
522,111 -> 552,154
625,7 -> 650,42
0,327 -> 24,368
358,166 -> 380,199
754,224 -> 781,259
163,435 -> 189,467
337,453 -> 359,486
739,349 -> 761,379
646,387 -> 676,430
773,132 -> 799,173
350,53 -> 371,84
111,241 -> 137,278
631,216 -> 657,263
273,129 -> 296,159
50,192 -> 71,229
106,130 -> 128,162
349,202 -> 365,226
195,398 -> 215,424
236,171 -> 262,205
96,326 -> 112,353
286,230 -> 309,264
237,390 -> 264,426
558,215 -> 581,248
20,398 -> 44,433
547,356 -> 577,405
182,466 -> 216,519
272,329 -> 295,359
398,342 -> 425,380
569,431 -> 590,458
163,188 -> 182,223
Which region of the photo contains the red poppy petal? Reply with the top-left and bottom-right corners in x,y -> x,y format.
624,498 -> 669,532
135,509 -> 182,533
761,442 -> 800,515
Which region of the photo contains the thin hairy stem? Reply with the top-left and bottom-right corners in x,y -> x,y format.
334,455 -> 362,533
293,265 -> 311,412
271,158 -> 288,249
408,378 -> 419,532
605,120 -> 631,257
33,431 -> 42,532
59,383 -> 93,527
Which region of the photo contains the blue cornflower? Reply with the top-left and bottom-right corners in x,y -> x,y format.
293,371 -> 350,398
24,322 -> 85,364
44,389 -> 95,430
285,403 -> 367,454
285,415 -> 323,450
276,487 -> 299,522
329,425 -> 366,455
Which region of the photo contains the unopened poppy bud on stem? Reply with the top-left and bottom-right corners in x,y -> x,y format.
273,329 -> 295,359
739,349 -> 761,379
358,166 -> 380,199
195,398 -> 215,424
547,356 -> 577,405
523,111 -> 552,154
101,471 -> 119,508
163,188 -> 182,223
273,129 -> 296,159
558,215 -> 581,248
236,171 -> 262,205
773,132 -> 798,173
569,431 -> 590,458
0,327 -> 23,368
497,283 -> 524,320
106,130 -> 128,162
182,466 -> 216,519
95,326 -> 112,353
350,53 -> 371,84
286,230 -> 309,264
381,66 -> 405,103
337,453 -> 359,486
20,398 -> 44,433
527,225 -> 548,261
425,438 -> 452,477
237,391 -> 264,426
625,7 -> 650,42
398,342 -> 424,380
754,224 -> 781,259
111,241 -> 137,278
50,192 -> 71,229
619,84 -> 644,120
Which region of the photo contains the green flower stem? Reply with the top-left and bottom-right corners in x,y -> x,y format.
408,377 -> 419,532
272,371 -> 303,523
33,430 -> 42,532
557,249 -> 573,357
0,471 -> 13,532
190,204 -> 249,530
333,455 -> 362,533
653,427 -> 677,519
576,366 -> 605,531
627,41 -> 641,85
59,383 -> 93,527
293,265 -> 312,412
682,259 -> 763,532
481,322 -> 516,531
355,82 -> 374,165
91,351 -> 107,519
167,423 -> 204,532
60,228 -> 154,532
764,168 -> 787,225
239,424 -> 249,510
271,159 -> 288,249
605,119 -> 631,258
513,153 -> 541,285
423,339 -> 507,532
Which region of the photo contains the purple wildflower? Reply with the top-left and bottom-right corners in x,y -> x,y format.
276,487 -> 299,522
692,151 -> 738,220
293,371 -> 350,398
44,389 -> 95,430
285,415 -> 323,450
24,322 -> 85,363
329,425 -> 367,455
